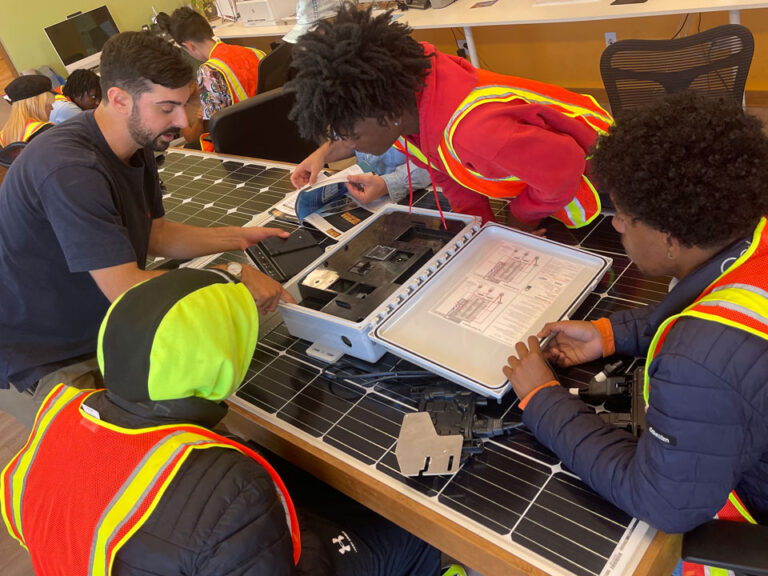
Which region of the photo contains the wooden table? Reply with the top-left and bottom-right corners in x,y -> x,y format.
225,403 -> 681,576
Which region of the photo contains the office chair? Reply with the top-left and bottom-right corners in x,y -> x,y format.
682,519 -> 768,576
600,24 -> 754,115
209,86 -> 318,164
0,141 -> 27,169
256,42 -> 293,94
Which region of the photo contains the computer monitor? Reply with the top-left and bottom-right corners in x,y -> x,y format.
44,6 -> 119,74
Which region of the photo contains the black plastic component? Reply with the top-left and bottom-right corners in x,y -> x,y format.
246,228 -> 325,283
296,211 -> 466,322
682,520 -> 768,575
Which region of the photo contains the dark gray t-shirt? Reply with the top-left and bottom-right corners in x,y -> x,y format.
0,111 -> 165,390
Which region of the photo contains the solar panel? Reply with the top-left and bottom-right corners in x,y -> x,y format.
159,149 -> 671,576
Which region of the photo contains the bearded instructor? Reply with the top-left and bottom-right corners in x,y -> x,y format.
0,31 -> 293,428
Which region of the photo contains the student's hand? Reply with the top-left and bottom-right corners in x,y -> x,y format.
537,320 -> 603,367
240,265 -> 296,314
239,226 -> 290,249
503,336 -> 556,400
345,173 -> 388,204
291,145 -> 329,188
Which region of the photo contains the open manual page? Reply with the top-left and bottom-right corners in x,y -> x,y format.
269,164 -> 381,239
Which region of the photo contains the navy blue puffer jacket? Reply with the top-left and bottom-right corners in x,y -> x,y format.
523,237 -> 768,533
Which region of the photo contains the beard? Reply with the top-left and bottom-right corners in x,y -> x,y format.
128,106 -> 180,151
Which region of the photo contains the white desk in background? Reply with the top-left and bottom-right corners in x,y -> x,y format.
214,0 -> 768,68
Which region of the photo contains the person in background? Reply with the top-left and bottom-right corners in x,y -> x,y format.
0,75 -> 54,146
291,139 -> 431,205
0,31 -> 292,429
288,4 -> 612,233
282,0 -> 341,44
50,68 -> 102,124
157,6 -> 265,149
503,94 -> 768,574
1,268 -> 444,576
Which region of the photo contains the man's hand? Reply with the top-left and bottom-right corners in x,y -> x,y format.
291,144 -> 330,188
240,265 -> 296,314
345,173 -> 388,204
503,336 -> 556,400
537,320 -> 603,367
239,226 -> 290,250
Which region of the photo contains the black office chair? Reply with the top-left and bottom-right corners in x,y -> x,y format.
682,519 -> 768,576
209,86 -> 318,164
600,24 -> 754,115
256,42 -> 293,94
0,141 -> 27,169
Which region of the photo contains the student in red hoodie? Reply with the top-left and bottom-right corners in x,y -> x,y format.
288,4 -> 612,232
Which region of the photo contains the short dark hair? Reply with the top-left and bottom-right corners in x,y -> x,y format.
286,3 -> 431,141
62,68 -> 101,100
99,31 -> 194,99
592,92 -> 768,248
156,7 -> 213,45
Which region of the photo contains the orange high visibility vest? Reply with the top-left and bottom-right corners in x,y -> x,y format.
0,120 -> 52,147
204,41 -> 265,105
0,384 -> 301,576
201,42 -> 265,152
394,69 -> 612,228
53,85 -> 69,103
644,218 -> 768,575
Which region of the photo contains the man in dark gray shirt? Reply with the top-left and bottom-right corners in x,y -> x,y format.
0,31 -> 293,427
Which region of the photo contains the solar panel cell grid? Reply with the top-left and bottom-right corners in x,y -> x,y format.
161,150 -> 667,576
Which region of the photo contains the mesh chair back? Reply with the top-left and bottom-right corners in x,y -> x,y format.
600,24 -> 754,115
210,86 -> 317,164
0,141 -> 27,169
256,42 -> 294,94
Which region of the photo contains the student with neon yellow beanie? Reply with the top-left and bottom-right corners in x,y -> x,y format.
1,268 -> 442,576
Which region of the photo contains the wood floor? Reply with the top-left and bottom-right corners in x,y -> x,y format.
0,411 -> 34,575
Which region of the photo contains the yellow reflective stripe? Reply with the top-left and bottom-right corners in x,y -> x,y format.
556,175 -> 601,228
249,47 -> 266,59
90,431 -> 222,576
436,145 -> 487,196
644,314 -> 679,406
206,59 -> 247,102
4,385 -> 82,543
696,287 -> 768,328
443,84 -> 612,164
22,122 -> 46,142
397,138 -> 440,170
705,567 -> 733,576
726,492 -> 757,523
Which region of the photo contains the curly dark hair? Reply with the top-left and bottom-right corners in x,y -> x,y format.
593,92 -> 768,248
62,68 -> 101,100
286,3 -> 431,141
99,31 -> 194,100
156,7 -> 213,45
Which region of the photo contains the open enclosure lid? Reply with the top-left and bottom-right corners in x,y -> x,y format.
370,223 -> 612,398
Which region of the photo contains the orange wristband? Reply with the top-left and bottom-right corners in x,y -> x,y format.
591,318 -> 615,357
518,380 -> 560,411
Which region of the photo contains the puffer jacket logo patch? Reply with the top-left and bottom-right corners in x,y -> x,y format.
648,425 -> 677,446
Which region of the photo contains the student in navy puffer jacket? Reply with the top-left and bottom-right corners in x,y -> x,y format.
503,92 -> 768,534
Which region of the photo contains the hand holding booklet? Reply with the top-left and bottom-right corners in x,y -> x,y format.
293,164 -> 364,224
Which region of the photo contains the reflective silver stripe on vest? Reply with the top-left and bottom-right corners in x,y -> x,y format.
711,283 -> 768,301
697,300 -> 768,329
87,432 -> 210,576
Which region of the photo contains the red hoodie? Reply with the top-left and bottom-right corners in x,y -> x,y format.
404,43 -> 604,225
